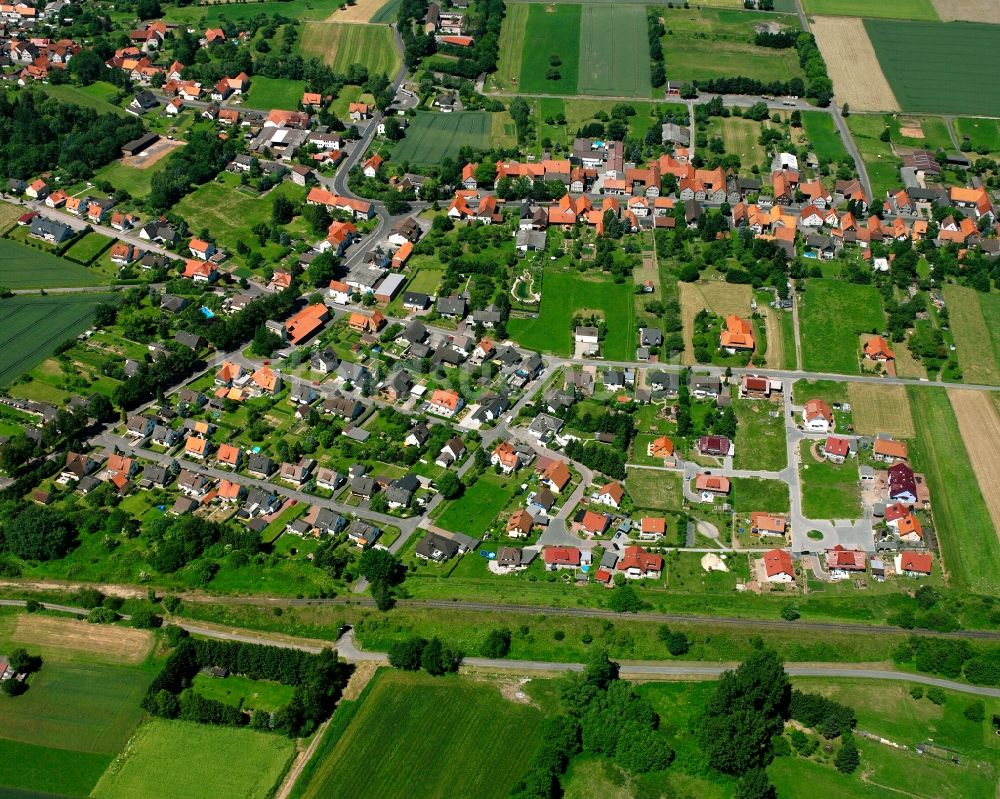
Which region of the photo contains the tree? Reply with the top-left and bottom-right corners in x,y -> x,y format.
251,325 -> 284,357
272,194 -> 294,225
421,637 -> 457,676
8,648 -> 42,674
1,506 -> 76,560
369,492 -> 389,513
608,584 -> 642,613
358,548 -> 401,585
130,607 -> 163,629
136,0 -> 162,18
964,700 -> 986,722
480,628 -> 512,658
436,471 -> 464,500
835,736 -> 860,773
734,768 -> 777,799
388,636 -> 426,670
781,604 -> 800,621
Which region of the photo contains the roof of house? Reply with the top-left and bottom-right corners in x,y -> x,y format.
695,474 -> 730,493
217,443 -> 241,464
581,510 -> 610,533
507,508 -> 534,533
827,545 -> 866,570
864,335 -> 895,360
899,551 -> 932,574
618,545 -> 663,574
750,512 -> 785,534
599,481 -> 624,503
285,303 -> 328,344
874,438 -> 908,459
641,517 -> 666,535
544,460 -> 571,490
720,314 -> 754,350
825,436 -> 850,457
804,398 -> 833,424
543,546 -> 580,566
430,388 -> 461,410
763,548 -> 794,578
649,435 -> 674,457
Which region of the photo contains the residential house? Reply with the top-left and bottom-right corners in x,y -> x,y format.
698,435 -> 732,457
638,516 -> 666,542
888,463 -> 918,503
594,481 -> 624,509
873,437 -> 908,464
215,443 -> 242,470
762,549 -> 795,583
720,314 -> 755,353
492,441 -> 520,474
507,508 -> 534,538
617,546 -> 663,580
415,531 -> 461,562
428,388 -> 463,417
823,436 -> 851,463
826,545 -> 866,579
895,551 -> 932,577
543,546 -> 581,571
803,398 -> 834,433
750,512 -> 786,536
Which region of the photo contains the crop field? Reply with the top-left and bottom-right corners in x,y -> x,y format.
0,739 -> 112,798
865,19 -> 1000,115
299,22 -> 400,76
947,390 -> 1000,566
165,0 -> 345,23
812,16 -> 899,112
93,719 -> 295,799
955,117 -> 1000,155
508,268 -> 635,359
294,670 -> 544,799
10,614 -> 153,664
933,0 -> 1000,23
494,2 -> 527,89
678,280 -> 753,366
799,279 -> 884,375
801,0 -> 939,19
577,5 -> 650,96
0,293 -> 111,386
391,112 -> 492,165
369,0 -> 402,23
518,4 -> 580,94
174,173 -> 306,253
845,383 -> 914,437
329,0 -> 390,22
436,474 -> 517,536
801,111 -> 850,163
245,76 -> 307,111
626,466 -> 682,511
942,284 -> 1000,385
733,399 -> 787,471
0,239 -> 101,288
908,386 -> 1000,593
799,448 -> 860,520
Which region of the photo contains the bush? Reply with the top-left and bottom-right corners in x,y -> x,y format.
835,736 -> 860,773
781,605 -> 800,621
926,687 -> 946,705
909,686 -> 924,700
24,599 -> 41,612
963,700 -> 985,722
480,628 -> 512,659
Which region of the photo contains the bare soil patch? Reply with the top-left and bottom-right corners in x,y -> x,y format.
947,389 -> 1000,544
899,125 -> 923,138
679,281 -> 753,365
846,383 -> 915,438
13,615 -> 153,663
121,138 -> 185,169
932,0 -> 1000,22
812,16 -> 900,112
341,660 -> 379,700
326,0 -> 385,22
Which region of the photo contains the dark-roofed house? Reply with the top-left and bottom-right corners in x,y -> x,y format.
436,295 -> 467,318
415,531 -> 460,562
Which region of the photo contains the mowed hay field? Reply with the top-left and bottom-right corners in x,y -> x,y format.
679,280 -> 753,365
326,0 -> 389,22
391,111 -> 492,165
0,238 -> 102,289
948,390 -> 1000,553
93,719 -> 295,799
494,2 -> 527,90
933,0 -> 1000,23
865,19 -> 1000,114
799,279 -> 884,375
295,670 -> 544,799
12,614 -> 153,664
0,293 -> 111,386
802,0 -> 939,19
908,386 -> 1000,594
812,17 -> 899,112
578,4 -> 651,97
626,466 -> 683,512
942,284 -> 1000,385
519,3 -> 580,94
846,383 -> 914,437
299,22 -> 401,76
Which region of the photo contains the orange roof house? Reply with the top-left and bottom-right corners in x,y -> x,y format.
218,479 -> 243,501
647,435 -> 674,459
898,551 -> 932,575
185,436 -> 210,458
215,361 -> 242,385
543,460 -> 571,492
252,365 -> 280,394
183,259 -> 217,282
492,441 -> 520,471
302,92 -> 322,107
216,443 -> 242,467
640,517 -> 666,537
205,27 -> 226,43
864,335 -> 894,361
720,314 -> 754,351
392,240 -> 413,267
617,545 -> 663,578
507,508 -> 534,536
763,549 -> 795,581
873,438 -> 908,462
750,512 -> 786,535
430,388 -> 462,415
347,310 -> 386,334
285,303 -> 329,345
695,474 -> 730,494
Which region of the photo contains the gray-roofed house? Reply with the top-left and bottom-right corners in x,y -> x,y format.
310,348 -> 340,374
436,295 -> 467,318
140,464 -> 172,489
175,330 -> 204,350
648,370 -> 680,394
337,361 -> 368,384
381,370 -> 413,402
661,123 -> 690,146
246,453 -> 276,478
528,413 -> 564,440
160,294 -> 189,313
415,531 -> 460,562
351,475 -> 377,499
30,217 -> 73,243
515,229 -> 546,254
402,291 -> 430,311
472,305 -> 502,327
348,520 -> 381,548
401,320 -> 427,345
639,327 -> 662,347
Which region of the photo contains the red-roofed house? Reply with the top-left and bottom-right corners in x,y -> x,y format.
720,314 -> 754,352
285,303 -> 329,345
823,436 -> 851,463
491,441 -> 520,474
639,517 -> 666,541
695,474 -> 730,496
580,510 -> 610,535
216,443 -> 242,469
826,545 -> 866,578
803,398 -> 834,433
543,460 -> 571,493
864,336 -> 894,362
507,508 -> 534,538
896,551 -> 932,577
617,546 -> 663,580
543,546 -> 581,570
429,388 -> 463,418
183,259 -> 218,283
188,238 -> 216,260
647,435 -> 675,461
595,481 -> 624,509
762,549 -> 795,583
750,512 -> 786,536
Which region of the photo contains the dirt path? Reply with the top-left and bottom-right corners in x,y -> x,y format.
947,389 -> 1000,544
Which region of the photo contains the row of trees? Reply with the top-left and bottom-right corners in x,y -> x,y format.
647,10 -> 666,88
388,636 -> 461,675
563,439 -> 626,480
893,636 -> 1000,685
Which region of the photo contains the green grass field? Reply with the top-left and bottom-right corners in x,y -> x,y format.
192,673 -> 296,712
94,157 -> 171,198
707,117 -> 768,168
391,112 -> 492,165
93,719 -> 295,799
0,293 -> 111,386
0,239 -> 103,288
519,4 -> 580,94
865,20 -> 1000,115
63,231 -> 112,264
38,81 -> 128,116
508,269 -> 635,360
801,111 -> 850,163
165,0 -> 344,23
299,22 -> 401,76
908,386 -> 1000,594
0,739 -> 113,798
731,477 -> 790,513
245,76 -> 308,111
733,399 -> 787,471
626,467 -> 683,511
294,669 -> 544,799
955,117 -> 1000,155
494,2 -> 527,90
799,279 -> 885,374
799,449 -> 860,520
801,0 -> 939,19
845,112 -> 903,200
577,4 -> 651,97
370,0 -> 402,23
174,173 -> 306,253
436,473 -> 516,536
942,284 -> 1000,386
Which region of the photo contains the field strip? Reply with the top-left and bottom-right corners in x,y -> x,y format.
942,284 -> 1000,386
947,389 -> 1000,545
13,614 -> 153,663
812,16 -> 900,112
931,0 -> 1000,23
763,308 -> 782,370
325,0 -> 386,22
846,383 -> 914,438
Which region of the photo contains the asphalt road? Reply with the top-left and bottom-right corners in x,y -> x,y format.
4,600 -> 997,696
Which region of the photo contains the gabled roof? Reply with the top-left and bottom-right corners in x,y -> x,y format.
763,548 -> 794,577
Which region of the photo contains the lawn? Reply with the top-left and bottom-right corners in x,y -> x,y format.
94,157 -> 170,198
955,117 -> 1000,155
299,21 -> 401,76
245,76 -> 308,111
518,3 -> 580,94
942,284 -> 1000,386
799,279 -> 884,374
494,2 -> 527,90
577,4 -> 651,97
707,117 -> 769,168
845,112 -> 903,201
801,0 -> 939,19
865,19 -> 1000,115
730,477 -> 790,513
63,231 -> 112,264
508,268 -> 636,360
0,293 -> 112,386
292,669 -> 544,799
907,386 -> 1000,594
0,239 -> 103,288
801,110 -> 849,163
174,173 -> 306,253
92,719 -> 295,799
38,81 -> 127,116
626,467 -> 683,511
192,673 -> 296,712
733,399 -> 787,471
799,448 -> 860,520
436,473 -> 517,536
165,0 -> 345,22
391,112 -> 492,166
